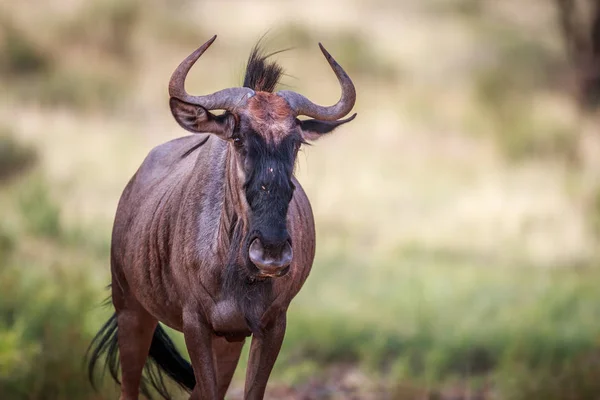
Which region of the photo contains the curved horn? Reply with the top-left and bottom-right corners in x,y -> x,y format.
277,43 -> 356,121
169,35 -> 255,111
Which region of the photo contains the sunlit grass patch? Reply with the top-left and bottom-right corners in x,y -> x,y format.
275,251 -> 600,395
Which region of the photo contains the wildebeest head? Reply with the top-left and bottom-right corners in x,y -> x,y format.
169,35 -> 356,278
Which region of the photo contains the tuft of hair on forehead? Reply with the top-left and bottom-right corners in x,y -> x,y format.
243,43 -> 285,93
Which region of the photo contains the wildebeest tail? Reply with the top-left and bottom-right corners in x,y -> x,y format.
86,313 -> 196,399
148,322 -> 196,393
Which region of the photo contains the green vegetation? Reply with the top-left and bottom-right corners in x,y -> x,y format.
281,256 -> 600,397
0,21 -> 53,78
0,4 -> 131,111
274,24 -> 401,82
464,9 -> 578,161
59,0 -> 143,63
0,178 -> 98,399
0,130 -> 37,183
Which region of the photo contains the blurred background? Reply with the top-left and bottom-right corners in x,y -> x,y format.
1,0 -> 600,399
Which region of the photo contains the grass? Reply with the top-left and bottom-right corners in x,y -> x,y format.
0,173 -> 111,399
272,254 -> 600,390
0,2 -> 134,112
0,19 -> 53,78
18,178 -> 63,238
0,128 -> 37,183
222,251 -> 600,397
460,2 -> 580,162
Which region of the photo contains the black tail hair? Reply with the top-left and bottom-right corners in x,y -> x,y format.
86,313 -> 196,399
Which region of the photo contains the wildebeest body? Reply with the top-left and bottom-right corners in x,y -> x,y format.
87,34 -> 356,400
112,134 -> 315,336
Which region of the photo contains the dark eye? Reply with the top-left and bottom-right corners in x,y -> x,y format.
232,136 -> 244,147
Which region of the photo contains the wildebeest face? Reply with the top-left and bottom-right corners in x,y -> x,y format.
168,36 -> 357,278
170,91 -> 355,277
232,93 -> 300,277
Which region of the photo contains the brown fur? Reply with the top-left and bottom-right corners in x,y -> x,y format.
108,133 -> 315,399
245,92 -> 295,145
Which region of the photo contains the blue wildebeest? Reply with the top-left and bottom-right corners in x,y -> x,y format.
87,35 -> 356,399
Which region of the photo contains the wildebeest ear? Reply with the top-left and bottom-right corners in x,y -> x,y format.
169,98 -> 235,138
298,113 -> 357,141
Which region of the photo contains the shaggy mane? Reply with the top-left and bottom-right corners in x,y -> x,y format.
243,44 -> 285,93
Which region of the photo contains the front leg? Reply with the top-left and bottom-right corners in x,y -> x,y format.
244,314 -> 287,399
183,308 -> 219,400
